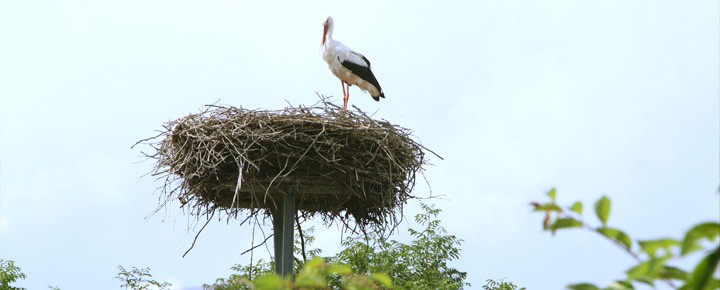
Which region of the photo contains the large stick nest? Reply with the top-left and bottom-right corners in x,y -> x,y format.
139,98 -> 438,232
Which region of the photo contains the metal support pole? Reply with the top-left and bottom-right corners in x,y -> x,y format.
272,192 -> 295,277
272,209 -> 282,274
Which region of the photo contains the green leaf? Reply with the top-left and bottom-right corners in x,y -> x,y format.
605,280 -> 634,290
683,244 -> 720,290
294,276 -> 325,288
531,202 -> 562,212
594,196 -> 611,225
626,256 -> 670,284
662,265 -> 688,281
303,256 -> 326,270
252,274 -> 284,290
638,238 -> 680,258
549,217 -> 583,234
294,257 -> 328,288
681,222 -> 720,256
597,227 -> 632,250
371,273 -> 393,288
546,188 -> 557,201
570,201 -> 583,215
327,263 -> 352,275
567,283 -> 600,290
626,261 -> 651,282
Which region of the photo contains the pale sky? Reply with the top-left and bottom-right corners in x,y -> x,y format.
1,1 -> 718,289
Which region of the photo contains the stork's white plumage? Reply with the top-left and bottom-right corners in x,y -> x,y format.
320,16 -> 384,110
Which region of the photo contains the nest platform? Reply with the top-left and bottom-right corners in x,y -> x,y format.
142,99 -> 434,230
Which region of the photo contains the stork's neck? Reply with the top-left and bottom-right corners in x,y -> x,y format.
322,24 -> 334,45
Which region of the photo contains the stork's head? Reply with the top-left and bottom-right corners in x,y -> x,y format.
322,16 -> 334,45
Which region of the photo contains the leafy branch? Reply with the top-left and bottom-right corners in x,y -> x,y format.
115,266 -> 172,290
531,188 -> 720,290
0,259 -> 27,290
204,203 -> 474,290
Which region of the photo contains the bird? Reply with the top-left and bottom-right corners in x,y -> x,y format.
320,16 -> 385,110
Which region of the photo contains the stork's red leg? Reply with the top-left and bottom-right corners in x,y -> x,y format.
340,80 -> 346,97
341,81 -> 349,110
345,83 -> 350,108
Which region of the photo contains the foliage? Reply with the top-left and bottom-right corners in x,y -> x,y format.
294,224 -> 323,270
532,188 -> 720,290
115,266 -> 171,290
205,203 -> 472,289
2,204 -> 483,289
331,203 -> 468,289
204,259 -> 274,290
203,257 -> 390,290
203,224 -> 325,290
482,279 -> 526,290
0,259 -> 27,290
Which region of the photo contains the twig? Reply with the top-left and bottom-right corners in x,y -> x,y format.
182,210 -> 215,257
296,215 -> 307,263
241,234 -> 274,256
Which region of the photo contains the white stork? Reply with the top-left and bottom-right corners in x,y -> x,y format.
320,16 -> 385,110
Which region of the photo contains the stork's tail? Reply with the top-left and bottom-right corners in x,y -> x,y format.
372,92 -> 385,101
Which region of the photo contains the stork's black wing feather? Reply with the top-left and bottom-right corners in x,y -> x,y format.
339,56 -> 384,100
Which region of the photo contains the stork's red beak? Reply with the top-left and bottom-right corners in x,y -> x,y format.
321,25 -> 327,45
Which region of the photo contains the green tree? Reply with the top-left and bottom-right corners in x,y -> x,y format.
482,279 -> 526,290
532,188 -> 720,290
0,259 -> 27,290
204,259 -> 274,290
331,203 -> 468,289
5,204 -> 520,289
204,203 -> 477,290
115,266 -> 171,290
